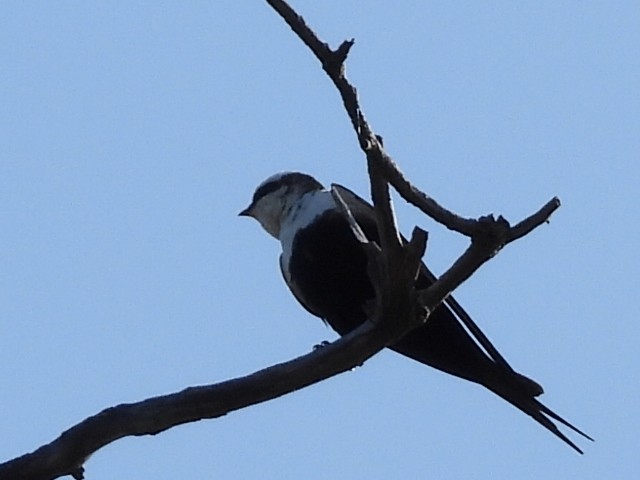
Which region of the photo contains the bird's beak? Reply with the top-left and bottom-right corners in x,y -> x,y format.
238,205 -> 253,217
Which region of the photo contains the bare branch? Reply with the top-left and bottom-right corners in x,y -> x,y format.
380,161 -> 479,235
265,0 -> 361,133
265,0 -> 561,366
266,0 -> 561,245
1,2 -> 568,478
508,196 -> 561,242
366,140 -> 403,259
0,321 -> 397,480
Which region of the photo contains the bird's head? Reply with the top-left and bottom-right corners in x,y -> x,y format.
239,172 -> 324,239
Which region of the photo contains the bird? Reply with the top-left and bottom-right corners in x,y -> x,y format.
239,171 -> 592,453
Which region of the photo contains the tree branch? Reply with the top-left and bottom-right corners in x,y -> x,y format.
265,0 -> 560,366
0,321 -> 400,480
265,0 -> 560,242
1,2 -> 563,479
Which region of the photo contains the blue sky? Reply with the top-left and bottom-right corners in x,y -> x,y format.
1,1 -> 638,478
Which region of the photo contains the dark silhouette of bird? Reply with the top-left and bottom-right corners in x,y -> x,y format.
240,171 -> 592,453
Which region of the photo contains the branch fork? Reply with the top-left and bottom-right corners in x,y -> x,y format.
0,2 -> 562,479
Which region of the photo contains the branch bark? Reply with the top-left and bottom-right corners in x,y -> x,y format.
0,321 -> 396,480
1,2 -> 561,479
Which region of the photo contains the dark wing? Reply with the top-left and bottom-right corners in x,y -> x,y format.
332,184 -> 515,377
331,183 -> 592,453
280,254 -> 328,325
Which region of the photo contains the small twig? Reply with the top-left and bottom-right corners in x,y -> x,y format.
366,148 -> 403,259
265,0 -> 333,60
380,161 -> 479,235
507,197 -> 561,242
